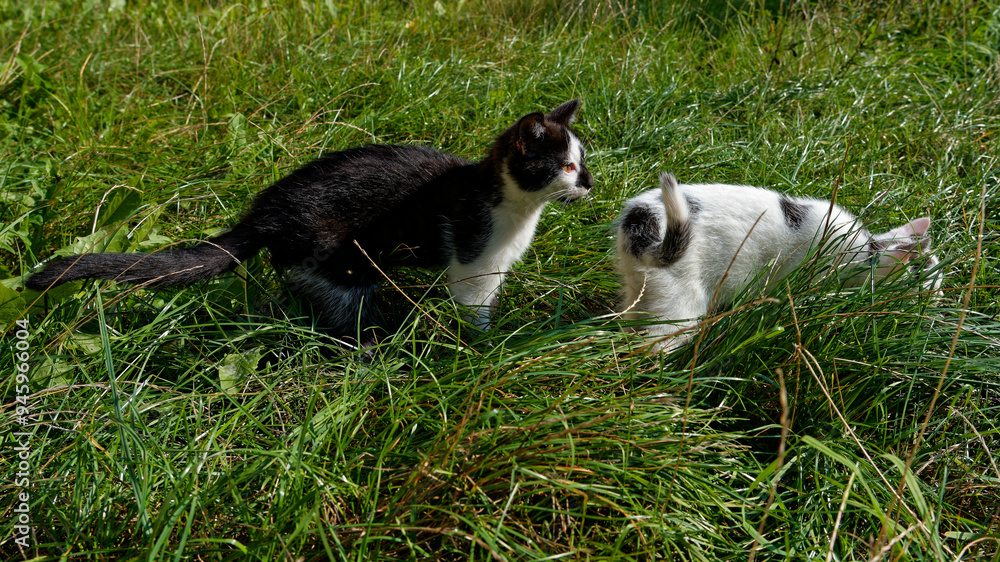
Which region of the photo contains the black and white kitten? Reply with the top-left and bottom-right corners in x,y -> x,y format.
616,173 -> 941,351
27,100 -> 593,340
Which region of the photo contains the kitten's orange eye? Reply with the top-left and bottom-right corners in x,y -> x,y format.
563,163 -> 577,173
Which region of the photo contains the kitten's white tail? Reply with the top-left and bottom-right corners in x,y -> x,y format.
659,173 -> 689,233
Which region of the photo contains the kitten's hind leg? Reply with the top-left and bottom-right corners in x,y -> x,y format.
284,266 -> 379,346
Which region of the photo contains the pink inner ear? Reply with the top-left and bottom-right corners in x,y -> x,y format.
884,216 -> 932,240
908,216 -> 931,237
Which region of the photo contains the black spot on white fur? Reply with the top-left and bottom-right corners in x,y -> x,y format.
779,196 -> 809,229
620,205 -> 660,257
620,204 -> 691,265
685,195 -> 702,219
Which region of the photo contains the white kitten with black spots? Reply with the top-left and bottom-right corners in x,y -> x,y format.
616,173 -> 940,351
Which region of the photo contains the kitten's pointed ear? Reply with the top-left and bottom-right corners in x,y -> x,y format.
546,99 -> 580,126
884,216 -> 931,239
514,112 -> 546,156
882,217 -> 934,262
904,216 -> 931,238
910,217 -> 933,253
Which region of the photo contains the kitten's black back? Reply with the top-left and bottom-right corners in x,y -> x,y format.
245,145 -> 483,273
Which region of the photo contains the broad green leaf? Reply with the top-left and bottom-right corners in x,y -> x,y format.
96,184 -> 144,230
218,347 -> 264,394
58,227 -> 129,255
0,284 -> 27,327
128,205 -> 165,251
33,356 -> 76,388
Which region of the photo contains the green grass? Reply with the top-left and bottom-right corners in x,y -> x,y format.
2,0 -> 999,559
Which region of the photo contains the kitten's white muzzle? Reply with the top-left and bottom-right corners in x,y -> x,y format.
557,185 -> 591,203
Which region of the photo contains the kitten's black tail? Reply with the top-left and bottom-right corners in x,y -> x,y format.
25,223 -> 263,291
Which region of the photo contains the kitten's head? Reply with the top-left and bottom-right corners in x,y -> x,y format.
494,99 -> 593,205
865,217 -> 943,293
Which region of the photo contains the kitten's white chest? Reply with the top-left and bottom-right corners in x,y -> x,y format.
489,203 -> 544,269
445,185 -> 546,323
